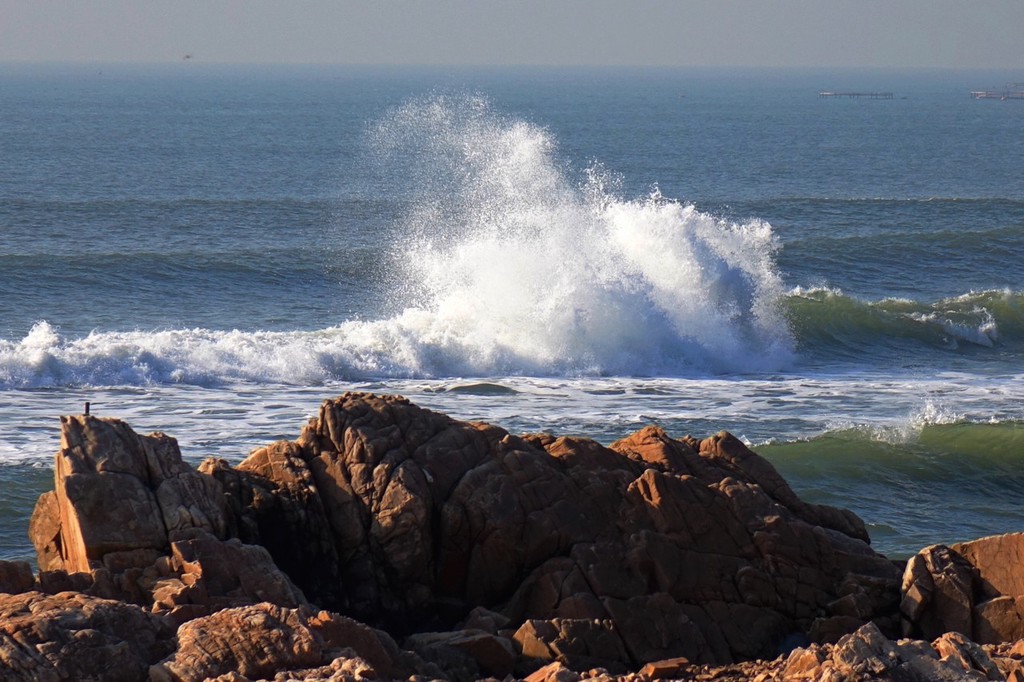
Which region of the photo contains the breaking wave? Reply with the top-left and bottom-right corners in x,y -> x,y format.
1,96 -> 796,387
785,287 -> 1024,363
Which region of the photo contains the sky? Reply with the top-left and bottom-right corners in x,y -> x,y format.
1,0 -> 1022,70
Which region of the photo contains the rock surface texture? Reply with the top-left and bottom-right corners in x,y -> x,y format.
0,392 -> 1019,681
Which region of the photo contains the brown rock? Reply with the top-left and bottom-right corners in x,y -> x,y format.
25,393 -> 910,675
0,560 -> 35,594
405,629 -> 515,681
523,661 -> 582,682
199,393 -> 900,667
41,415 -> 227,574
150,603 -> 325,682
902,534 -> 1024,644
901,544 -> 978,640
0,590 -> 173,681
28,491 -> 63,572
782,644 -> 826,679
166,526 -> 307,612
638,656 -> 691,679
931,630 -> 1002,680
306,609 -> 403,678
151,602 -> 422,682
513,618 -> 630,673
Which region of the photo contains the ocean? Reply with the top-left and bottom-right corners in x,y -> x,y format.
2,63 -> 1022,563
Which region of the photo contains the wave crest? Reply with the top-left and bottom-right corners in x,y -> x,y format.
374,95 -> 794,376
3,96 -> 799,387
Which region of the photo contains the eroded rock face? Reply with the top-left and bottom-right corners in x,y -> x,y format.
782,621 -> 1013,682
27,414 -> 308,625
902,533 -> 1024,644
148,602 -> 424,682
0,590 -> 174,681
39,415 -> 228,573
206,392 -> 903,668
21,393 -> 930,677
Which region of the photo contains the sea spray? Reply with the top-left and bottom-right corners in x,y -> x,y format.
370,94 -> 795,376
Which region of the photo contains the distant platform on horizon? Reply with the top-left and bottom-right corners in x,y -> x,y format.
970,83 -> 1024,100
818,91 -> 894,99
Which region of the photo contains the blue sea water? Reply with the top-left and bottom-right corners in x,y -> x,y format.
2,63 -> 1023,562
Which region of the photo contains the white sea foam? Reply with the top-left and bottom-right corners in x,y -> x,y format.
371,95 -> 794,376
1,97 -> 795,387
908,309 -> 999,348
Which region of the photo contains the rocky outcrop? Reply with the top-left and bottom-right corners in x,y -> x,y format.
149,602 -> 427,682
25,414 -> 308,625
32,414 -> 227,573
211,393 -> 900,668
7,392 -> 1023,681
902,533 -> 1024,644
781,621 -> 1014,681
0,590 -> 174,681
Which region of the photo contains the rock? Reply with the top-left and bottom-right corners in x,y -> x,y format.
23,393 -> 925,677
305,609 -> 406,678
165,526 -> 307,612
513,618 -> 631,673
931,630 -> 1002,680
782,622 -> 1009,681
27,491 -> 63,572
404,629 -> 516,681
0,590 -> 174,681
902,533 -> 1024,644
150,602 -> 421,682
0,560 -> 35,594
220,393 -> 902,668
523,661 -> 582,682
150,603 -> 325,682
34,415 -> 228,574
638,656 -> 691,679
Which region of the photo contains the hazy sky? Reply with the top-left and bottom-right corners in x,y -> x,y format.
2,0 -> 1022,70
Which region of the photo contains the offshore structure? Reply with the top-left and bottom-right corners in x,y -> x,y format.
818,91 -> 894,99
970,83 -> 1024,100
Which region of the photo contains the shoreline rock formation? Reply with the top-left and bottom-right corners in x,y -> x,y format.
1,392 -> 1023,680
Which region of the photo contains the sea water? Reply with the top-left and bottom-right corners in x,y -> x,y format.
2,63 -> 1023,562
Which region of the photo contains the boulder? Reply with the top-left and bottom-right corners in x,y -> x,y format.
902,533 -> 1024,644
0,560 -> 34,594
33,415 -> 228,574
24,393 -> 919,676
191,392 -> 903,668
150,603 -> 325,682
783,622 -> 1004,681
24,417 -> 309,629
0,590 -> 174,681
149,602 -> 421,682
404,629 -> 516,681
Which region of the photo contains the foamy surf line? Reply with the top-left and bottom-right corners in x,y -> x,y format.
1,97 -> 806,386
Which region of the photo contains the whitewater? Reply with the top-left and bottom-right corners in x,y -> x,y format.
2,64 -> 1023,562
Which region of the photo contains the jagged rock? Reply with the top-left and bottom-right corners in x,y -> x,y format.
178,392 -> 903,668
513,618 -> 631,673
404,629 -> 516,681
902,533 -> 1024,644
32,415 -> 228,574
24,393 -> 937,677
27,491 -> 63,572
522,660 -> 582,682
27,415 -> 306,624
164,526 -> 307,612
0,590 -> 174,681
781,622 -> 1008,681
150,603 -> 325,682
149,602 -> 419,682
638,656 -> 691,680
0,560 -> 34,594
